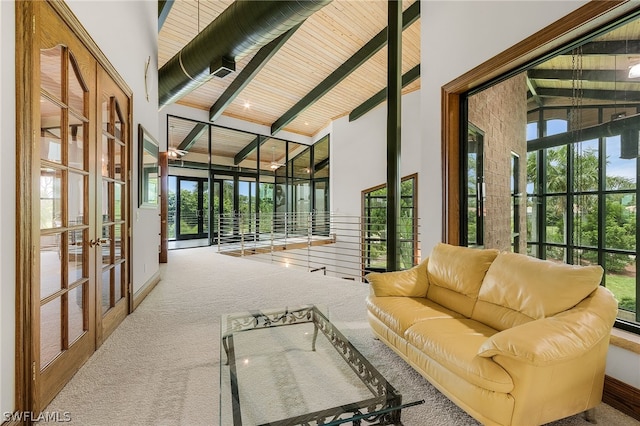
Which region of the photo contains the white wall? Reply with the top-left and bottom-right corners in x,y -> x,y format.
420,0 -> 588,254
331,90 -> 422,216
420,0 -> 638,389
66,1 -> 160,292
0,0 -> 16,416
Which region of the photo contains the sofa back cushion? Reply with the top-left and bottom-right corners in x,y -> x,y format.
426,243 -> 499,317
472,252 -> 604,330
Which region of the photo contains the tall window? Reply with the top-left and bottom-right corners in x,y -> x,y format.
526,110 -> 637,328
362,174 -> 418,273
463,12 -> 640,334
166,116 -> 330,244
467,126 -> 484,247
511,152 -> 520,252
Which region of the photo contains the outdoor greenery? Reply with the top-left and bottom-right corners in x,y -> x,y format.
168,180 -> 280,238
527,143 -> 637,313
364,178 -> 416,271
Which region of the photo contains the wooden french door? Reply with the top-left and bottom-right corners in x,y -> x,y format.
96,73 -> 130,342
17,1 -> 132,412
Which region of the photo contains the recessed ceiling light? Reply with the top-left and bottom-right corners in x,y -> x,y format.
243,101 -> 251,109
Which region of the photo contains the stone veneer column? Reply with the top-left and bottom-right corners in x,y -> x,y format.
468,74 -> 528,252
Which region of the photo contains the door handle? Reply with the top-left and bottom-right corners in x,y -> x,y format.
89,239 -> 101,248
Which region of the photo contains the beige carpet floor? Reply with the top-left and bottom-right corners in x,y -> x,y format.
45,247 -> 640,425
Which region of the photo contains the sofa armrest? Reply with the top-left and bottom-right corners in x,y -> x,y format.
365,258 -> 429,297
477,287 -> 618,366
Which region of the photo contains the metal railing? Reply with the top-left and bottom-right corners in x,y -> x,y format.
216,212 -> 420,282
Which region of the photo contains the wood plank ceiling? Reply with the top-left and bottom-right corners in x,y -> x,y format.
158,0 -> 420,143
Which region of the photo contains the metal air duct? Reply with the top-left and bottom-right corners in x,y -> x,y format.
158,0 -> 331,109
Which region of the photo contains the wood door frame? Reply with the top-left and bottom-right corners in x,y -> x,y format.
159,152 -> 168,263
15,0 -> 132,415
441,0 -> 640,244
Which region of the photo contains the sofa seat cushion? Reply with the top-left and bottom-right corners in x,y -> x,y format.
366,296 -> 463,337
405,318 -> 514,393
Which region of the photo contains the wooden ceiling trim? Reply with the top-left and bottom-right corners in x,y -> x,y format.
270,0 -> 420,135
209,24 -> 303,122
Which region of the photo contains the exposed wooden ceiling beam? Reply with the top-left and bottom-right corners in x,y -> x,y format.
177,123 -> 207,152
233,136 -> 262,165
270,0 -> 420,135
315,157 -> 329,172
562,40 -> 640,55
209,25 -> 302,122
526,76 -> 543,108
158,0 -> 174,32
527,113 -> 640,151
536,87 -> 640,102
348,64 -> 420,122
529,69 -> 640,82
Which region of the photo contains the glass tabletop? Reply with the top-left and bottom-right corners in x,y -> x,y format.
219,305 -> 422,426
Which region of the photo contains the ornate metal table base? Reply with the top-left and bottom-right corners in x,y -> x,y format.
220,305 -> 424,426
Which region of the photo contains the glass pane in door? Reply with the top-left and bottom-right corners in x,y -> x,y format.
38,42 -> 92,374
40,298 -> 62,368
168,176 -> 177,240
222,179 -> 234,236
179,180 -> 199,237
259,180 -> 274,234
101,269 -> 111,314
68,285 -> 85,344
40,98 -> 62,163
238,179 -> 256,234
203,181 -> 209,234
314,180 -> 329,236
99,96 -> 127,317
213,181 -> 220,238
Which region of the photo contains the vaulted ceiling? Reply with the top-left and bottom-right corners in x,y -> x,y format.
158,0 -> 421,142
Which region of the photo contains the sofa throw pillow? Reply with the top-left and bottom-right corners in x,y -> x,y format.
479,252 -> 603,319
427,243 -> 499,298
366,258 -> 429,297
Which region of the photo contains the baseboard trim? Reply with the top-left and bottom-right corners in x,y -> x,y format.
132,270 -> 161,311
603,375 -> 640,421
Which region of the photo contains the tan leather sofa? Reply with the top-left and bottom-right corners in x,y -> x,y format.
365,243 -> 618,426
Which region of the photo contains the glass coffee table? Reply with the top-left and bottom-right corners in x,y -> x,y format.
220,305 -> 423,426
